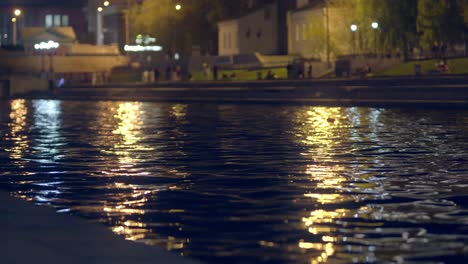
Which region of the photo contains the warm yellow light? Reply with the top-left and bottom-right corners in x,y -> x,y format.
175,4 -> 182,10
11,17 -> 16,22
104,1 -> 110,7
97,6 -> 103,12
14,9 -> 21,16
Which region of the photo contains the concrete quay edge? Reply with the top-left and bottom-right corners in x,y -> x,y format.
0,190 -> 202,264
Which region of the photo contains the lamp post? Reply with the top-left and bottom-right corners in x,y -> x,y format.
96,6 -> 104,45
350,24 -> 357,56
172,3 -> 182,57
325,2 -> 330,68
371,21 -> 379,54
34,41 -> 60,89
124,0 -> 143,48
12,9 -> 21,46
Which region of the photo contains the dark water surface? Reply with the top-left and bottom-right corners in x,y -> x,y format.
1,99 -> 468,263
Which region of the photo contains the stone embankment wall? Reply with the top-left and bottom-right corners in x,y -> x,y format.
0,76 -> 49,98
0,54 -> 128,73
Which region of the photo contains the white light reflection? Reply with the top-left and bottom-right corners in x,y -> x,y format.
32,100 -> 63,163
30,100 -> 64,202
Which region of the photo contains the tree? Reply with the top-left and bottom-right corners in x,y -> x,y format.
363,0 -> 418,58
417,0 -> 466,48
128,0 -> 248,56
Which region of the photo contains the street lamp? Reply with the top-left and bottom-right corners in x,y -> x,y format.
371,21 -> 379,54
104,1 -> 110,7
350,24 -> 357,56
12,9 -> 21,46
175,4 -> 182,11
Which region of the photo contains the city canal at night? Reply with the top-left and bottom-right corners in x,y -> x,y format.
1,99 -> 468,263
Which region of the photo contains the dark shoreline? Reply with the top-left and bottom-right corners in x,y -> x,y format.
10,75 -> 468,107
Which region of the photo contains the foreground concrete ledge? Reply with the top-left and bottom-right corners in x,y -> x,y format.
0,191 -> 202,264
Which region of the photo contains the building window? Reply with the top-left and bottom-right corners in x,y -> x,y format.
53,15 -> 61,26
257,29 -> 262,38
302,23 -> 307,41
295,24 -> 300,41
246,28 -> 251,38
45,14 -> 70,27
227,32 -> 231,49
62,15 -> 69,26
223,32 -> 227,49
264,8 -> 271,20
45,14 -> 53,27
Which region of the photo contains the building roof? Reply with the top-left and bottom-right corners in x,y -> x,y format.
20,27 -> 77,44
0,0 -> 85,7
292,0 -> 325,13
218,3 -> 276,26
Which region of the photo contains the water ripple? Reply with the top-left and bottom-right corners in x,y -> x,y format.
1,100 -> 468,263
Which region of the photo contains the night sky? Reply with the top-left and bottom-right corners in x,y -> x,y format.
0,0 -> 85,7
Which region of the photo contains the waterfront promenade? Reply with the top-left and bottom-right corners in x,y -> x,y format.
0,191 -> 201,264
10,75 -> 468,107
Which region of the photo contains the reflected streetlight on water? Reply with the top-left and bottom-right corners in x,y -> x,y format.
6,99 -> 29,161
293,107 -> 383,263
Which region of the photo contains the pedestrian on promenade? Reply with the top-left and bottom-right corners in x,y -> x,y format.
432,41 -> 439,58
440,42 -> 447,58
175,65 -> 182,81
165,66 -> 171,81
203,63 -> 211,80
286,64 -> 293,79
154,68 -> 160,82
265,70 -> 275,80
213,65 -> 219,81
257,72 -> 262,80
307,63 -> 312,79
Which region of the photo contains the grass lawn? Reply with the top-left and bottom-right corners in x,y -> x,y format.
376,57 -> 468,76
109,70 -> 141,83
191,68 -> 287,81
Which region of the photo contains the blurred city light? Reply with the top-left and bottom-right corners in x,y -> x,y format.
124,45 -> 162,52
34,40 -> 60,50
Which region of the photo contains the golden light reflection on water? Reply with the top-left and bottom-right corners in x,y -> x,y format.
295,107 -> 383,263
107,182 -> 188,250
97,102 -> 188,251
110,102 -> 155,165
6,99 -> 29,160
295,107 -> 348,263
171,104 -> 187,119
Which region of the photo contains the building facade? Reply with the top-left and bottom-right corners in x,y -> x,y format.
218,4 -> 278,56
287,1 -> 354,60
0,0 -> 88,46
